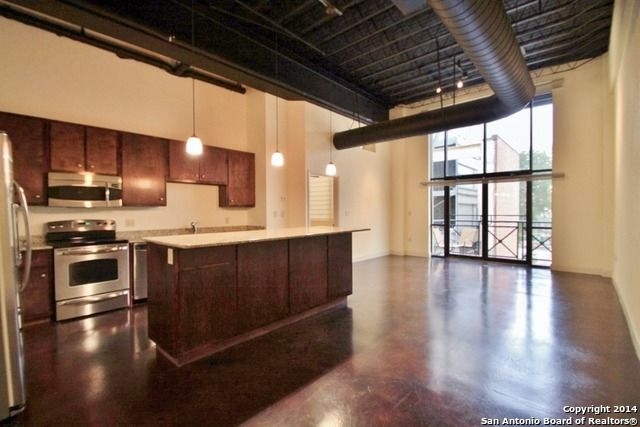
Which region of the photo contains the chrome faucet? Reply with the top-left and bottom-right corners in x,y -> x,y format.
190,221 -> 199,234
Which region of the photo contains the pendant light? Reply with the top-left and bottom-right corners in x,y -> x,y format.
325,111 -> 337,176
270,34 -> 284,167
271,95 -> 284,167
185,0 -> 203,156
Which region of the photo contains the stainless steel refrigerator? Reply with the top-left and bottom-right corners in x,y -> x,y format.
0,131 -> 31,420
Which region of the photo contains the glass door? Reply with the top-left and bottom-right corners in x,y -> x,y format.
429,95 -> 553,266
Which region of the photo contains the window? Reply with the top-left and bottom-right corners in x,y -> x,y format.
429,96 -> 553,266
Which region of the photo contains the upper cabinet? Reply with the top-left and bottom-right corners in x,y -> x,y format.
0,112 -> 47,205
121,133 -> 168,206
50,121 -> 119,175
85,127 -> 119,175
219,150 -> 255,208
168,140 -> 227,185
1,111 -> 255,209
199,146 -> 228,185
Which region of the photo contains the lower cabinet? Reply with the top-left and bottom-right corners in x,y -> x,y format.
328,233 -> 353,298
289,236 -> 328,314
147,233 -> 353,365
177,246 -> 237,350
237,240 -> 289,332
20,249 -> 53,324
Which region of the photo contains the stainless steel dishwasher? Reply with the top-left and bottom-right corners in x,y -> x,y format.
132,243 -> 148,301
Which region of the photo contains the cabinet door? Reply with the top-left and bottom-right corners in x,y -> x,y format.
177,246 -> 237,350
50,121 -> 85,172
220,150 -> 255,207
199,146 -> 227,185
237,240 -> 289,332
289,236 -> 328,314
20,249 -> 53,323
121,133 -> 167,206
327,233 -> 353,298
0,112 -> 47,204
168,139 -> 199,183
86,127 -> 119,175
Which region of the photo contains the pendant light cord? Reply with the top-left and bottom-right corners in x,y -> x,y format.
329,111 -> 333,162
191,0 -> 196,136
275,34 -> 279,152
192,78 -> 196,135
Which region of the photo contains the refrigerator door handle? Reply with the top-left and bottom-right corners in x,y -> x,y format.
13,181 -> 31,293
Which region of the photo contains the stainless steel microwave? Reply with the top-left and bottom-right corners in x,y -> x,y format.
47,172 -> 123,208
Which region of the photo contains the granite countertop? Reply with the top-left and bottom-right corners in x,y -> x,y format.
25,225 -> 265,250
117,225 -> 264,243
143,226 -> 369,249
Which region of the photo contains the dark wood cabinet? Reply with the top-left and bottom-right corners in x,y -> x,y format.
121,132 -> 167,206
289,236 -> 328,314
168,140 -> 227,185
168,139 -> 199,182
50,122 -> 119,175
328,233 -> 353,298
49,121 -> 85,172
20,249 -> 53,324
0,112 -> 47,205
177,246 -> 237,349
200,146 -> 228,185
147,231 -> 355,366
148,244 -> 237,356
85,127 -> 119,175
237,240 -> 289,332
220,149 -> 255,207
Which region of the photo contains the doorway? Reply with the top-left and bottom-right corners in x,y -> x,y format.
308,173 -> 337,227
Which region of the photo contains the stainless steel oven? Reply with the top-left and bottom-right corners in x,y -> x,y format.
46,220 -> 130,321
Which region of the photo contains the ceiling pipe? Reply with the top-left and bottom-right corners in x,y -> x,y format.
333,0 -> 535,150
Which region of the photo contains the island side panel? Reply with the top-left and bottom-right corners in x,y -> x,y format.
327,233 -> 353,298
147,243 -> 180,355
237,240 -> 289,332
289,236 -> 328,314
177,245 -> 238,352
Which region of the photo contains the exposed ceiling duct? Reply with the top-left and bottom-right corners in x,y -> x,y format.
333,0 -> 536,150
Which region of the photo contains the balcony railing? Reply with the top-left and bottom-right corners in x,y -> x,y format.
431,215 -> 552,266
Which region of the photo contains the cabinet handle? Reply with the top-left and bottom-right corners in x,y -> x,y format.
77,163 -> 83,168
34,194 -> 41,199
40,273 -> 47,278
160,197 -> 164,201
89,164 -> 95,169
201,174 -> 205,178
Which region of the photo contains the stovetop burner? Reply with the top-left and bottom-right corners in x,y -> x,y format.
45,219 -> 126,248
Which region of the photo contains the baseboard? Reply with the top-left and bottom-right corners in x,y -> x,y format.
387,250 -> 427,258
612,278 -> 640,361
353,250 -> 390,263
551,263 -> 613,278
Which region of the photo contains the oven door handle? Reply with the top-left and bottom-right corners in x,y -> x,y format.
57,290 -> 128,306
57,245 -> 128,256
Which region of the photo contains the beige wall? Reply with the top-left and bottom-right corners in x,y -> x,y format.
0,17 -> 391,261
0,17 -> 258,234
389,56 -> 616,276
610,0 -> 640,356
302,104 -> 391,261
551,56 -> 614,276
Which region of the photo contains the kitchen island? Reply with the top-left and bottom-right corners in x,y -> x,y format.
144,227 -> 366,366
